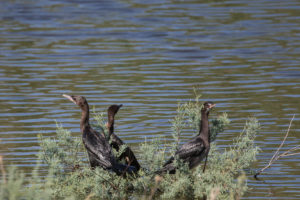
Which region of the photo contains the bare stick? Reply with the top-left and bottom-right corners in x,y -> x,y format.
281,152 -> 300,157
254,114 -> 299,179
289,144 -> 300,150
270,114 -> 294,162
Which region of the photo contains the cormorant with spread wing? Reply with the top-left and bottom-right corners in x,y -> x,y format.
159,101 -> 215,174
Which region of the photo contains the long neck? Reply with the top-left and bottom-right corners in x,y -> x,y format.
80,104 -> 90,132
199,111 -> 210,141
107,114 -> 115,137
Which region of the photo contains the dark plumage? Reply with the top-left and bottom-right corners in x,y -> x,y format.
107,104 -> 141,171
62,94 -> 136,175
159,101 -> 216,174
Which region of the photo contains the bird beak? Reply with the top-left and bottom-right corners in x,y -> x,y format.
209,103 -> 216,109
62,94 -> 76,105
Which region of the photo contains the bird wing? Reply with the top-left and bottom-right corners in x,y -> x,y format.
175,137 -> 205,160
110,133 -> 141,171
110,134 -> 124,150
162,137 -> 205,169
82,129 -> 114,169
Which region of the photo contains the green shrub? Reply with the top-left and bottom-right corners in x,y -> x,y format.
0,94 -> 259,200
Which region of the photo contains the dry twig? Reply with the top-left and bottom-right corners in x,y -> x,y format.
254,114 -> 299,179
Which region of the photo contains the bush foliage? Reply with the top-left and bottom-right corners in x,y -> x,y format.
0,94 -> 259,200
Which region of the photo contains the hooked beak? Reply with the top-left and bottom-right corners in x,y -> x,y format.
108,104 -> 123,116
62,94 -> 76,105
208,103 -> 216,109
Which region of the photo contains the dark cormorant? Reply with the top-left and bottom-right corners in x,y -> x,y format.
62,94 -> 136,175
107,104 -> 141,171
159,101 -> 216,174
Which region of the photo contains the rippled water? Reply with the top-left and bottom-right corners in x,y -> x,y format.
1,0 -> 300,199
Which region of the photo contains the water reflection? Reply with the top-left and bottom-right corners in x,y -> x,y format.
0,0 -> 300,199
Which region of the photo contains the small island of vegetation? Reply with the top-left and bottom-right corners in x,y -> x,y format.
0,93 -> 260,200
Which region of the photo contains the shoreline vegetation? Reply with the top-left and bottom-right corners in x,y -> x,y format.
0,94 -> 260,200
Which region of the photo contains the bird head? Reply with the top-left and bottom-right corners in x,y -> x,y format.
202,101 -> 216,114
107,104 -> 123,125
63,94 -> 88,109
108,104 -> 123,117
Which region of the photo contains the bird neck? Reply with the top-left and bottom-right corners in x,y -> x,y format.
199,111 -> 210,141
80,104 -> 90,132
107,115 -> 115,136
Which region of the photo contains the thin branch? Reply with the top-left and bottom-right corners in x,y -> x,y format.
280,152 -> 300,157
280,148 -> 300,156
254,114 -> 297,179
287,144 -> 300,152
270,115 -> 294,162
